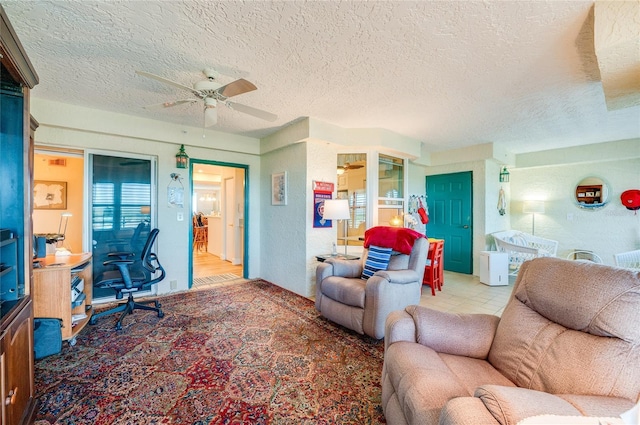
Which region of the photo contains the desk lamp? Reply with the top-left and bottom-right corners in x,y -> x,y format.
322,199 -> 350,256
55,212 -> 73,255
38,212 -> 72,244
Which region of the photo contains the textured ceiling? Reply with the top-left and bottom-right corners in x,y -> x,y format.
3,1 -> 639,154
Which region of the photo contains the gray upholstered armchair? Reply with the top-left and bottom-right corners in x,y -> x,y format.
315,235 -> 428,339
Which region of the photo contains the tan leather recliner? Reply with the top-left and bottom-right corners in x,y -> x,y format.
382,257 -> 640,425
315,237 -> 428,340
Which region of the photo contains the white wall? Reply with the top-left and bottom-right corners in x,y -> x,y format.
414,140 -> 640,273
31,99 -> 262,295
260,142 -> 309,295
306,140 -> 340,296
510,158 -> 640,265
407,162 -> 427,196
34,98 -> 637,298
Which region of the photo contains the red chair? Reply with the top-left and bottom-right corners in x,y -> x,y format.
423,239 -> 444,296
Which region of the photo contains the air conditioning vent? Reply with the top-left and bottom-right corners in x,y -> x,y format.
48,158 -> 66,166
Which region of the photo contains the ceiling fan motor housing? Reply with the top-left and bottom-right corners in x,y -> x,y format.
194,80 -> 222,97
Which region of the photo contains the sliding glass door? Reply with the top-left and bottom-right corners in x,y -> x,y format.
88,153 -> 155,300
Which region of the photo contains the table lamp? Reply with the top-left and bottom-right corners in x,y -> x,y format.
322,199 -> 350,255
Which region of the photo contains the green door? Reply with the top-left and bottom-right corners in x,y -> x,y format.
425,172 -> 473,274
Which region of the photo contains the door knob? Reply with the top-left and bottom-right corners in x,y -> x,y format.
463,225 -> 470,229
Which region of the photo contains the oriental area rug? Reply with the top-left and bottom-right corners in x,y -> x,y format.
33,279 -> 386,424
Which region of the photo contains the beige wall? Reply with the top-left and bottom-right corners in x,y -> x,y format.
33,153 -> 84,254
510,158 -> 640,265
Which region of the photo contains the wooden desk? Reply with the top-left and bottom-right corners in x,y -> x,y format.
32,254 -> 93,344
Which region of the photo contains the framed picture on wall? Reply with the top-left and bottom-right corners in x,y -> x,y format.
34,180 -> 67,209
271,172 -> 287,206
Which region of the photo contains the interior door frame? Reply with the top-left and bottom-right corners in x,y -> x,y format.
189,159 -> 249,288
85,149 -> 158,302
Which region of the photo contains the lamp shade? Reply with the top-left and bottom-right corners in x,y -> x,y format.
523,200 -> 545,214
322,199 -> 350,220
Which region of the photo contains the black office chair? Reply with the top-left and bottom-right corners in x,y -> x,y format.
90,228 -> 165,330
105,221 -> 149,256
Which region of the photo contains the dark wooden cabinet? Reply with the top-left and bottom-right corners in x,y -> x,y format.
1,4 -> 39,425
1,300 -> 34,425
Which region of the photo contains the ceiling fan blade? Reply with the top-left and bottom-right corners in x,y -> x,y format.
142,99 -> 198,109
136,71 -> 198,95
204,107 -> 218,127
217,79 -> 257,98
226,101 -> 278,122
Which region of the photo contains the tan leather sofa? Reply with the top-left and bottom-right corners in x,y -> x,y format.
315,237 -> 428,339
382,257 -> 640,424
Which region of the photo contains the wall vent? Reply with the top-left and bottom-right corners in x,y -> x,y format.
48,158 -> 67,166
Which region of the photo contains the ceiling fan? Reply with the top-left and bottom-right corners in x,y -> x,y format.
136,68 -> 278,127
337,162 -> 364,174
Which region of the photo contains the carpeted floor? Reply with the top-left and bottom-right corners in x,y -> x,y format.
34,279 -> 386,424
192,273 -> 243,287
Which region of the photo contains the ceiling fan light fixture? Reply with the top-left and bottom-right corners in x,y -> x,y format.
204,107 -> 218,127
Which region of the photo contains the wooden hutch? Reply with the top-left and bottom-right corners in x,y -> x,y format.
1,5 -> 39,424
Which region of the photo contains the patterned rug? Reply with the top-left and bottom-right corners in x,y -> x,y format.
34,279 -> 386,424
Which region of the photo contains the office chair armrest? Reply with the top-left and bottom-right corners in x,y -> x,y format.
107,251 -> 136,260
103,258 -> 135,267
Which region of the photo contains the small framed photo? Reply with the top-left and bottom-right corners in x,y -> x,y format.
585,191 -> 595,197
34,180 -> 67,209
271,172 -> 287,206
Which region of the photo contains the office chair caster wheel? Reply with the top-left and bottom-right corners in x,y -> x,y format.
68,337 -> 77,347
115,323 -> 122,331
158,311 -> 164,318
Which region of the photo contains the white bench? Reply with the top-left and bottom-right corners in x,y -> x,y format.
492,231 -> 558,276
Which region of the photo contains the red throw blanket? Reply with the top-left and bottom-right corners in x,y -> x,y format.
363,226 -> 425,255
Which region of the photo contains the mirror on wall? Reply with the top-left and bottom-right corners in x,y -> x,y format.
574,176 -> 610,210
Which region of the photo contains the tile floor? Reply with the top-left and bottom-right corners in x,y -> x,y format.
419,271 -> 515,316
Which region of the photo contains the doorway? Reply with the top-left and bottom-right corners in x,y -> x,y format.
190,160 -> 247,286
425,171 -> 473,274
